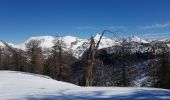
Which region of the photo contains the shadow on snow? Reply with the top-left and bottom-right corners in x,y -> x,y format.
25,89 -> 170,100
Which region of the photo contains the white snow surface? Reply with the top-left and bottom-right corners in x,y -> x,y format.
126,35 -> 149,43
0,41 -> 5,47
0,70 -> 170,100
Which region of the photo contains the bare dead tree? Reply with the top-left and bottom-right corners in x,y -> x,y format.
86,37 -> 95,86
86,30 -> 116,86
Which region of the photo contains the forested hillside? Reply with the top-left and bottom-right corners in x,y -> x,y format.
0,32 -> 170,89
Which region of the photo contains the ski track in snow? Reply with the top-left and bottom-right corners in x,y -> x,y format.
0,70 -> 170,100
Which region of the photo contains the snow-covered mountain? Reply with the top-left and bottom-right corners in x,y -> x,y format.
13,34 -> 118,58
126,35 -> 149,43
16,34 -> 117,49
0,34 -> 154,58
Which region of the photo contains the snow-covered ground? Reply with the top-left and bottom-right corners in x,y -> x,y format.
0,70 -> 170,100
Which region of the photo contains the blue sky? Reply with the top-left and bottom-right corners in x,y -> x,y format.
0,0 -> 170,43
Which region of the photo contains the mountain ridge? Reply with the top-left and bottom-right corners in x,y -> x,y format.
0,34 -> 157,58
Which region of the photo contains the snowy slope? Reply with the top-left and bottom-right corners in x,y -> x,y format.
94,34 -> 117,49
0,70 -> 79,100
15,36 -> 84,50
0,41 -> 6,47
15,36 -> 55,50
0,70 -> 170,100
126,35 -> 149,43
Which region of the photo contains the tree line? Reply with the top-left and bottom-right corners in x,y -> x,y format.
0,33 -> 170,89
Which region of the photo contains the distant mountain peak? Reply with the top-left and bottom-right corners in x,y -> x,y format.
126,35 -> 149,43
